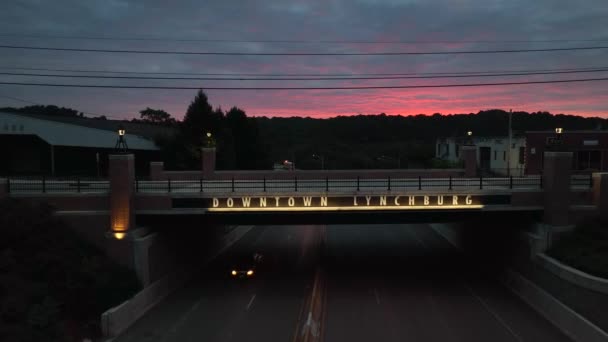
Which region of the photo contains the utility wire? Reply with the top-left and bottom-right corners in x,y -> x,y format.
2,33 -> 608,44
2,44 -> 608,56
2,65 -> 605,77
2,68 -> 608,81
2,77 -> 608,90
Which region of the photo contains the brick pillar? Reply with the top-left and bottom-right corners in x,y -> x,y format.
109,154 -> 135,239
462,146 -> 477,177
202,147 -> 216,176
150,161 -> 164,181
0,178 -> 7,199
592,172 -> 608,221
543,152 -> 572,226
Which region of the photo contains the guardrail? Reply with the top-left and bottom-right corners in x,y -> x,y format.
6,177 -> 110,194
4,174 -> 593,194
136,175 -> 548,193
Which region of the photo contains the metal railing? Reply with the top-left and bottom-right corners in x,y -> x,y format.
135,175 -> 551,194
6,177 -> 110,194
4,173 -> 593,194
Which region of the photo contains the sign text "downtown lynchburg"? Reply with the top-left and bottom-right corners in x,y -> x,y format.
209,194 -> 483,210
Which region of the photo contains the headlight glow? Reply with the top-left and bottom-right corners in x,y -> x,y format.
231,270 -> 237,276
247,270 -> 254,276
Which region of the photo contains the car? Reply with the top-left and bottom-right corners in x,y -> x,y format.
230,252 -> 263,279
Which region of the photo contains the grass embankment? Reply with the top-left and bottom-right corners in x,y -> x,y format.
0,199 -> 139,342
548,218 -> 608,279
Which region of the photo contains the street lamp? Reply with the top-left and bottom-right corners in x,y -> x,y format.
205,131 -> 215,147
115,125 -> 128,152
312,154 -> 324,170
555,127 -> 563,134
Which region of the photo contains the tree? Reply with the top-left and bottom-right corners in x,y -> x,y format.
139,107 -> 174,124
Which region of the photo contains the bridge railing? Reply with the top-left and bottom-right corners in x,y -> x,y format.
134,175 -> 564,194
3,173 -> 593,194
5,177 -> 110,194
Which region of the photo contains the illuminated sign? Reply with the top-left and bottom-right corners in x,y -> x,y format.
173,194 -> 510,212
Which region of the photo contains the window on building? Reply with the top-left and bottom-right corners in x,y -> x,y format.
519,147 -> 525,164
503,151 -> 506,161
494,150 -> 497,160
19,124 -> 24,131
3,123 -> 7,131
455,144 -> 460,158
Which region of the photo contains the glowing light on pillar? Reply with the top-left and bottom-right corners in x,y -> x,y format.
113,232 -> 126,240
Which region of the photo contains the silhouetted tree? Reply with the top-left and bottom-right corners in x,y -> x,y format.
139,107 -> 175,125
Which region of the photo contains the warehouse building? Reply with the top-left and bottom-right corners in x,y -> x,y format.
0,111 -> 162,177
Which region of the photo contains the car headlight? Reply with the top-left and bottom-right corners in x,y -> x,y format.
231,270 -> 237,276
247,270 -> 254,276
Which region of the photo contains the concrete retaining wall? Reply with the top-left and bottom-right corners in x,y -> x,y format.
101,225 -> 253,338
429,223 -> 608,342
535,253 -> 608,295
503,270 -> 608,342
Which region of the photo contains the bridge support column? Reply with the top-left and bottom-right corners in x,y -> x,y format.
592,172 -> 608,221
0,178 -> 6,199
202,147 -> 216,177
462,146 -> 477,177
109,154 -> 135,239
542,151 -> 572,228
150,161 -> 164,181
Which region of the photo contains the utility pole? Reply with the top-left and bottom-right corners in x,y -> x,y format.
507,109 -> 512,176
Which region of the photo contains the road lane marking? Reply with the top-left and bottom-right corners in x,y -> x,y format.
246,294 -> 256,311
462,281 -> 524,342
374,288 -> 381,305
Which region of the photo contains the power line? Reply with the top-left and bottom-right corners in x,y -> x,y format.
2,68 -> 608,81
2,44 -> 608,56
2,77 -> 608,90
2,33 -> 608,44
2,65 -> 605,77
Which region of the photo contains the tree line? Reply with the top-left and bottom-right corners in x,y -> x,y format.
3,92 -> 607,170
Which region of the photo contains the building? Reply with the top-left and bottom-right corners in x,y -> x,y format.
525,130 -> 608,174
0,111 -> 161,177
436,136 -> 526,176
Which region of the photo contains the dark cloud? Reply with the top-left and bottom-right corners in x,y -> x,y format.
0,0 -> 607,118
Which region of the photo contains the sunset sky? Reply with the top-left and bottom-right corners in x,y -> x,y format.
1,0 -> 608,119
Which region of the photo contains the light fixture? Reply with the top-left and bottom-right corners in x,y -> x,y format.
231,270 -> 237,276
113,232 -> 126,240
467,131 -> 473,136
206,132 -> 212,138
247,270 -> 254,276
555,127 -> 563,134
115,125 -> 128,152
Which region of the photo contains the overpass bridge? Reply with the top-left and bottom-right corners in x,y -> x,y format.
1,150 -> 607,288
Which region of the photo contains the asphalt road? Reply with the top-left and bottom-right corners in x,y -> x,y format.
114,224 -> 572,342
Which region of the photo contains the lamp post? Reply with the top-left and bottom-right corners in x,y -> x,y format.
312,154 -> 324,170
115,125 -> 128,152
205,131 -> 215,147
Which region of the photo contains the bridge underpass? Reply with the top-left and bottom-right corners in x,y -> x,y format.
113,222 -> 572,342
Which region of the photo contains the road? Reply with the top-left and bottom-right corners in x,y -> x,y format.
114,224 -> 572,342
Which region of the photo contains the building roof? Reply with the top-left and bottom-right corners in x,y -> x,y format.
0,111 -> 158,150
9,112 -> 176,139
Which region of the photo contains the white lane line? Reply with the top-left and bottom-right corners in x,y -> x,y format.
461,281 -> 524,342
374,288 -> 381,305
246,294 -> 256,311
159,299 -> 203,342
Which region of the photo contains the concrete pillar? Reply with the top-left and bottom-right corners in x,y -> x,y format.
542,152 -> 572,226
109,154 -> 135,239
149,161 -> 164,181
592,172 -> 608,221
462,146 -> 477,177
0,178 -> 7,199
202,147 -> 216,176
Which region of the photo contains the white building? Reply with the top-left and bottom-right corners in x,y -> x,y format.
436,136 -> 526,176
